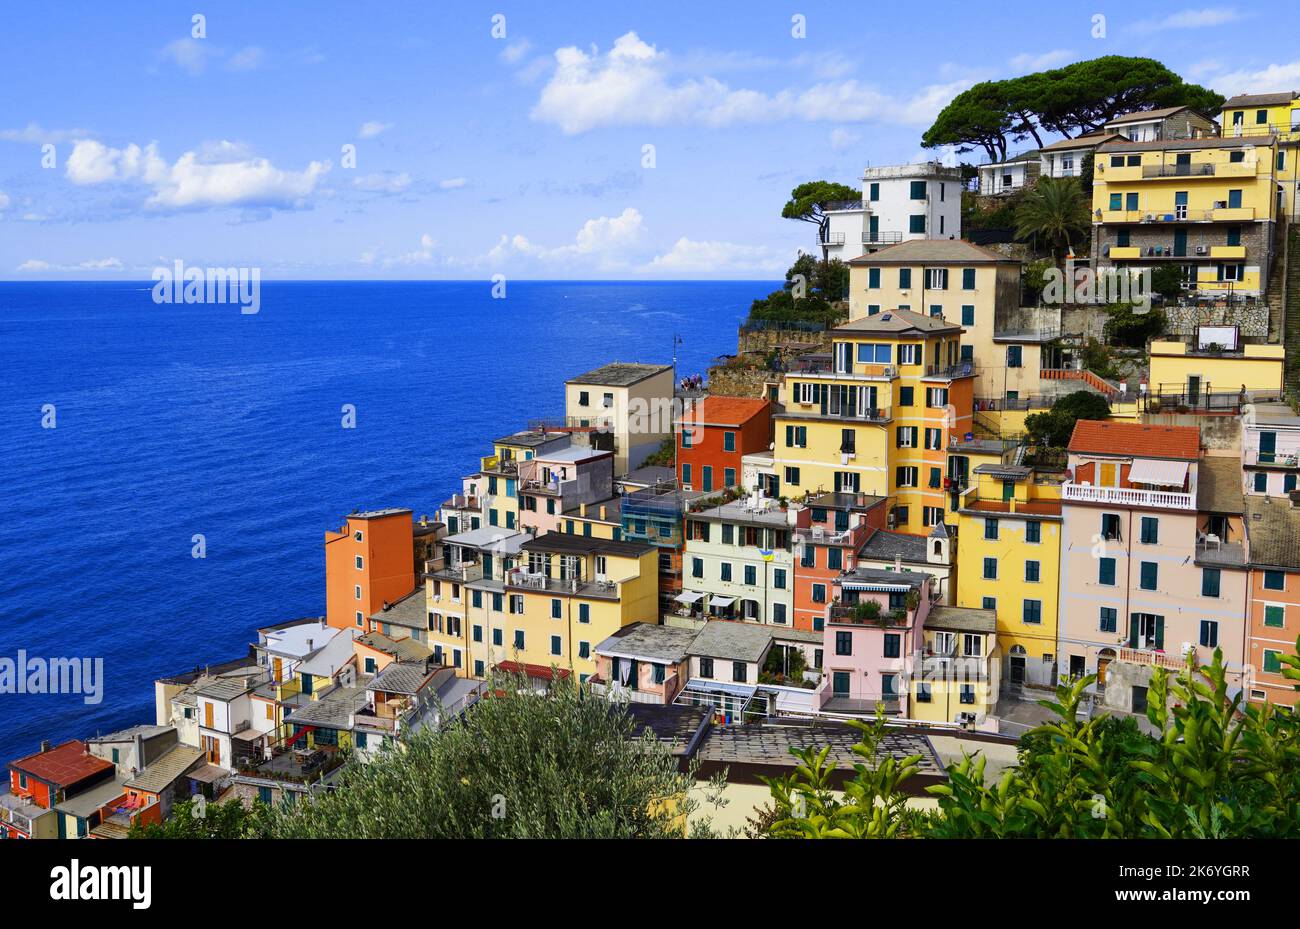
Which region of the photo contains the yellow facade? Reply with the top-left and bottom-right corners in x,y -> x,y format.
771,308 -> 974,534
909,624 -> 999,723
1148,340 -> 1284,397
1092,137 -> 1279,295
1220,94 -> 1300,222
954,468 -> 1063,671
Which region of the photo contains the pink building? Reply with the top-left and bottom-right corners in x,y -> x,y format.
818,568 -> 933,715
518,446 -> 614,535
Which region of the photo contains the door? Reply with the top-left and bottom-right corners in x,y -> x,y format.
1002,480 -> 1015,502
868,214 -> 879,242
1187,375 -> 1201,406
1173,228 -> 1187,257
881,674 -> 898,698
832,671 -> 851,697
1259,430 -> 1277,463
481,553 -> 493,580
203,701 -> 214,728
1099,462 -> 1118,486
272,657 -> 282,682
1132,686 -> 1149,714
1175,153 -> 1191,175
1174,190 -> 1188,219
1097,656 -> 1111,688
1069,655 -> 1086,680
1009,656 -> 1025,685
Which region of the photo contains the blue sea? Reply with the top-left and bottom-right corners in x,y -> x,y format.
0,280 -> 769,762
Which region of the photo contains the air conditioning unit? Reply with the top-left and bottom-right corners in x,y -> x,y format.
1143,213 -> 1155,222
1195,245 -> 1207,255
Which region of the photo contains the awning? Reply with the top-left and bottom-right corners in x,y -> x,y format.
840,580 -> 909,592
187,764 -> 227,784
709,596 -> 736,608
673,591 -> 703,604
1129,458 -> 1189,487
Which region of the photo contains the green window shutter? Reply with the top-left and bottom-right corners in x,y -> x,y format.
1264,605 -> 1285,627
1154,616 -> 1165,650
962,268 -> 976,289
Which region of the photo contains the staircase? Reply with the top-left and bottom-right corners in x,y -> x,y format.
1041,367 -> 1120,399
1268,213 -> 1289,346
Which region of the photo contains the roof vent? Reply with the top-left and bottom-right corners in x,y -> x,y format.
881,313 -> 892,321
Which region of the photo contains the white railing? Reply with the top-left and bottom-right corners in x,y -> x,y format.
1061,483 -> 1194,510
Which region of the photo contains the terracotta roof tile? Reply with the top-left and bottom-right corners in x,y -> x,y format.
680,395 -> 770,427
1067,420 -> 1200,460
9,740 -> 114,787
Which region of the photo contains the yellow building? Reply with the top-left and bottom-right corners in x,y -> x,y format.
1148,339 -> 1284,403
847,239 -> 1023,399
491,532 -> 659,684
772,308 -> 974,534
910,605 -> 1000,725
564,362 -> 675,475
954,464 -> 1064,688
1091,135 -> 1281,296
558,497 -> 624,540
480,430 -> 570,532
1221,91 -> 1299,221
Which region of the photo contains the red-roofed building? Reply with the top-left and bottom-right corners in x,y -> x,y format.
674,396 -> 771,493
3,739 -> 117,839
1057,418 -> 1250,718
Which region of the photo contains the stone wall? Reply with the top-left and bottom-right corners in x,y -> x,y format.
1163,301 -> 1270,337
707,362 -> 776,399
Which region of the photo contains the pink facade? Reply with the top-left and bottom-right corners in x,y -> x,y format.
518,447 -> 614,535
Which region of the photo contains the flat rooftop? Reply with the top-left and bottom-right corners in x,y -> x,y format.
566,362 -> 672,387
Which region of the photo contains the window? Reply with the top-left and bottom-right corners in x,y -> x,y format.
896,426 -> 918,448
1201,568 -> 1220,598
551,598 -> 562,619
355,555 -> 364,570
917,683 -> 932,703
578,390 -> 589,406
773,603 -> 787,624
1264,605 -> 1285,627
472,624 -> 483,643
812,583 -> 827,604
1256,109 -> 1268,125
909,214 -> 925,234
923,506 -> 943,527
924,428 -> 942,450
960,685 -> 975,705
732,662 -> 747,683
983,557 -> 997,580
1100,607 -> 1117,633
784,466 -> 801,486
578,641 -> 590,660
785,425 -> 808,448
1025,520 -> 1041,543
1254,472 -> 1268,492
868,182 -> 879,200
926,268 -> 948,289
1264,650 -> 1283,673
744,565 -> 757,586
1098,558 -> 1116,586
475,660 -> 485,676
898,344 -> 920,365
513,630 -> 525,649
1101,513 -> 1120,541
1199,620 -> 1219,649
1025,560 -> 1040,582
691,557 -> 703,578
909,180 -> 926,199
962,268 -> 976,290
1140,517 -> 1158,544
551,635 -> 562,656
883,634 -> 900,658
961,304 -> 974,326
896,466 -> 918,487
1264,570 -> 1285,591
773,568 -> 786,589
1023,600 -> 1042,624
982,596 -> 996,611
1125,192 -> 1138,210
926,387 -> 948,408
579,603 -> 590,624
492,628 -> 503,647
835,631 -> 853,656
899,386 -> 914,406
868,268 -> 880,288
680,430 -> 692,449
1006,345 -> 1022,368
723,431 -> 736,452
682,462 -> 691,486
356,611 -> 364,627
801,545 -> 815,568
1109,192 -> 1122,210
984,517 -> 999,540
699,657 -> 714,678
1139,562 -> 1158,591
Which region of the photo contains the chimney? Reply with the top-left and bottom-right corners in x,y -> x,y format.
894,554 -> 902,572
40,739 -> 51,754
307,639 -> 314,652
134,731 -> 144,769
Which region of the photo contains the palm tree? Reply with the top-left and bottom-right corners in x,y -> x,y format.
1014,176 -> 1091,262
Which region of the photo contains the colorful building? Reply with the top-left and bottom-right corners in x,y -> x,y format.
772,307 -> 974,536
591,622 -> 699,705
1056,421 -> 1250,713
955,463 -> 1065,688
325,508 -> 417,632
846,238 -> 1022,399
790,491 -> 887,631
856,524 -> 955,604
909,605 -> 1001,725
498,532 -> 660,683
564,362 -> 675,475
818,567 -> 933,715
518,445 -> 615,535
480,430 -> 571,532
680,497 -> 795,626
1091,135 -> 1281,296
1243,494 -> 1300,709
1220,91 -> 1300,220
1148,339 -> 1284,403
675,395 -> 771,493
5,740 -> 116,839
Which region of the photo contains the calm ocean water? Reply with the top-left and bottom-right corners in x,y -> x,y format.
0,280 -> 769,762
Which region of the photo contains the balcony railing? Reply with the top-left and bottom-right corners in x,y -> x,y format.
1061,482 -> 1195,510
1118,647 -> 1190,671
794,526 -> 855,546
1100,207 -> 1256,224
817,232 -> 847,246
1140,163 -> 1218,178
506,568 -> 620,599
922,361 -> 976,380
863,231 -> 904,245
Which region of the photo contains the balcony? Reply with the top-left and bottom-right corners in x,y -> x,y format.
1100,207 -> 1256,224
827,603 -> 910,627
817,232 -> 846,246
480,455 -> 519,475
921,361 -> 976,381
1210,245 -> 1246,259
863,231 -> 904,245
1118,647 -> 1190,671
506,568 -> 620,600
1061,482 -> 1195,510
433,560 -> 484,583
1245,449 -> 1300,468
783,403 -> 892,424
1108,246 -> 1141,259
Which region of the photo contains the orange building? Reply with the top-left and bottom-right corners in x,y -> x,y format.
1244,495 -> 1300,709
791,492 -> 888,631
675,395 -> 772,493
325,509 -> 416,632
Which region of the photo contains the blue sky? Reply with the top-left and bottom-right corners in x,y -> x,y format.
1,1 -> 1297,279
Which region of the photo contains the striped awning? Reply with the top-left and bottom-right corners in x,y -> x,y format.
1129,458 -> 1189,487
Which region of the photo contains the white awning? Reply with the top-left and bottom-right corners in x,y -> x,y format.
1128,458 -> 1189,487
673,591 -> 703,604
709,596 -> 736,608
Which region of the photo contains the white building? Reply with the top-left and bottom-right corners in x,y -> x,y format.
820,162 -> 963,262
976,150 -> 1040,196
679,497 -> 797,625
1038,132 -> 1120,179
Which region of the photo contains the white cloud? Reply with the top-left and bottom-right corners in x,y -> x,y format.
359,121 -> 393,139
0,191 -> 9,212
0,123 -> 92,144
1009,49 -> 1074,71
1131,7 -> 1244,34
829,127 -> 860,153
65,139 -> 329,210
530,32 -> 969,134
353,172 -> 412,193
17,256 -> 124,273
159,38 -> 213,75
390,233 -> 437,266
1206,60 -> 1300,97
227,46 -> 265,71
500,40 -> 532,64
438,177 -> 467,189
645,237 -> 787,274
490,207 -> 647,269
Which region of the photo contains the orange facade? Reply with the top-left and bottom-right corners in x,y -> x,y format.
791,495 -> 887,631
1247,567 -> 1300,709
325,510 -> 416,632
676,396 -> 771,493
